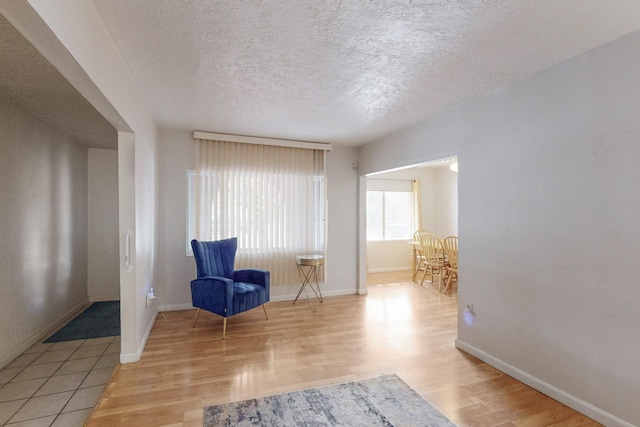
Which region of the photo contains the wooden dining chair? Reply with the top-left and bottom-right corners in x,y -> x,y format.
412,230 -> 428,281
443,235 -> 458,294
419,233 -> 446,290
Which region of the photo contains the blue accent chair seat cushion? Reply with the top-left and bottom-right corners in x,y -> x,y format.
190,238 -> 270,339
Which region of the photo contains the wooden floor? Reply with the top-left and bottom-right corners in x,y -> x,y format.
87,272 -> 601,426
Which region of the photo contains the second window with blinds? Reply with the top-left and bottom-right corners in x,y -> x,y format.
366,179 -> 414,241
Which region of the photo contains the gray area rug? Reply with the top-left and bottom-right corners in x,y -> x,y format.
204,373 -> 456,426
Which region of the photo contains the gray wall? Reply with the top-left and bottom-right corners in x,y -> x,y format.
87,148 -> 119,301
358,30 -> 640,426
0,94 -> 88,366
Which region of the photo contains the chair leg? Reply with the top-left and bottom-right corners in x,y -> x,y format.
222,318 -> 227,340
443,272 -> 453,294
262,304 -> 269,320
419,264 -> 430,286
443,271 -> 458,294
413,260 -> 424,282
193,309 -> 200,328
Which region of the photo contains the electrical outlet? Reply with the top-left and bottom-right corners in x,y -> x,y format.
466,303 -> 474,313
146,288 -> 156,307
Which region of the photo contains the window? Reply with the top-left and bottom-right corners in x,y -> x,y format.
187,170 -> 325,255
188,138 -> 327,285
366,179 -> 413,241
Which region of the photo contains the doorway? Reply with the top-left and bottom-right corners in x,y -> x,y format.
360,157 -> 458,291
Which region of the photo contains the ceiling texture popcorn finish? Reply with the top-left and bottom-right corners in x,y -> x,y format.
3,1 -> 640,147
0,14 -> 116,148
91,0 -> 640,145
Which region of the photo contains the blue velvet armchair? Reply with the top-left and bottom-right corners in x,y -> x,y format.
190,238 -> 270,339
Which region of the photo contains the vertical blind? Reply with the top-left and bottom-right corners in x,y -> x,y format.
194,138 -> 326,285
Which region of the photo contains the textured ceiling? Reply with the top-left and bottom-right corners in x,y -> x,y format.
3,2 -> 640,149
0,13 -> 116,149
92,0 -> 640,146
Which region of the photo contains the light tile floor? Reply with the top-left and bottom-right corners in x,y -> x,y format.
0,336 -> 119,426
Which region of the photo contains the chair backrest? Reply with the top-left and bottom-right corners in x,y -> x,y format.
413,230 -> 428,255
419,233 -> 445,266
191,238 -> 237,279
443,236 -> 458,270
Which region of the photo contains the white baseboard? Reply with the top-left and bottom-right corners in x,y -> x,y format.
159,302 -> 193,312
119,350 -> 139,364
120,305 -> 158,364
0,299 -> 90,369
89,295 -> 120,302
366,267 -> 411,273
455,339 -> 635,427
270,288 -> 356,303
155,289 -> 358,313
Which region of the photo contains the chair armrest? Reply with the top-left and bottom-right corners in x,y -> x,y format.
234,269 -> 270,289
190,276 -> 233,315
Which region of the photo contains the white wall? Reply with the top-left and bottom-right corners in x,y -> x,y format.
366,240 -> 413,273
155,131 -> 360,307
325,146 -> 359,296
156,129 -> 195,310
0,94 -> 89,367
358,30 -> 640,427
87,148 -> 119,301
433,167 -> 458,238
